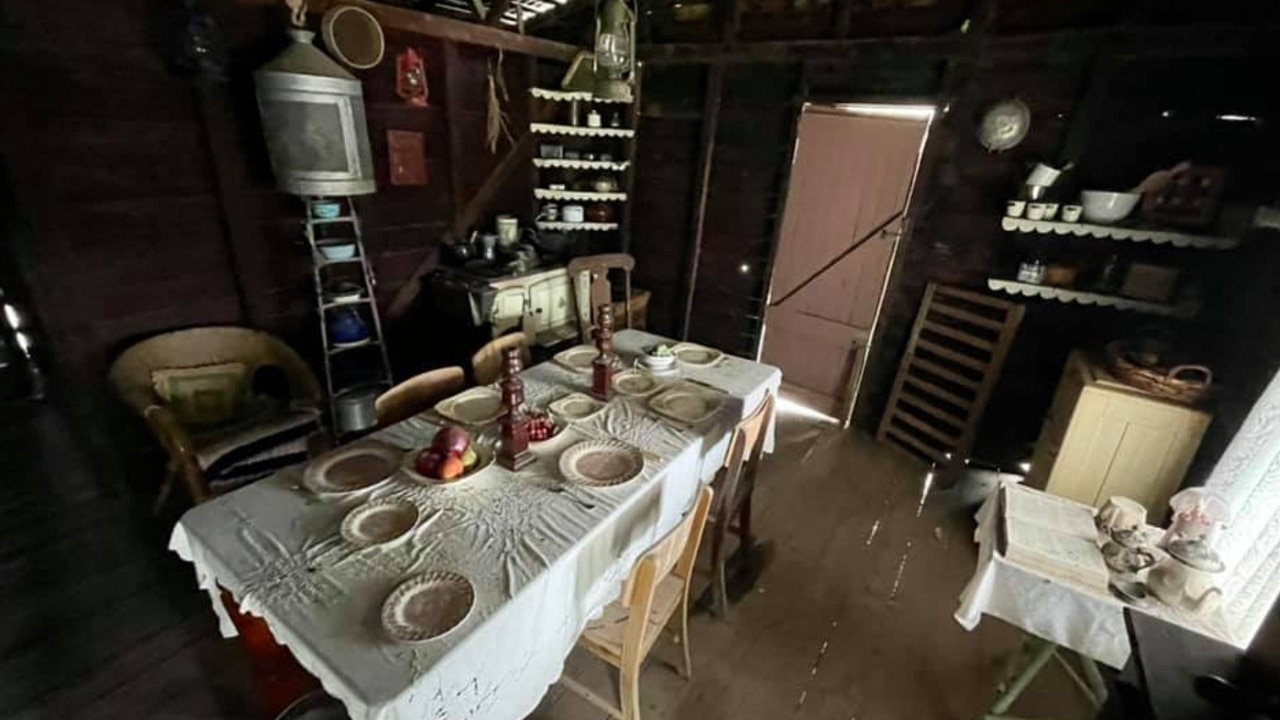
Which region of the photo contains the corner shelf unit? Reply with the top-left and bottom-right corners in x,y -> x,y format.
1001,217 -> 1240,250
529,88 -> 633,104
533,158 -> 630,171
530,86 -> 638,250
531,123 -> 635,138
986,278 -> 1198,319
534,188 -> 627,202
535,221 -> 618,232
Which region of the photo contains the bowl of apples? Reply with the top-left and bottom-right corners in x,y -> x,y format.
405,425 -> 493,484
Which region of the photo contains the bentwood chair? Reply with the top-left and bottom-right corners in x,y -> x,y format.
706,392 -> 775,618
471,332 -> 531,386
568,253 -> 641,343
560,486 -> 714,720
109,326 -> 324,510
374,366 -> 466,427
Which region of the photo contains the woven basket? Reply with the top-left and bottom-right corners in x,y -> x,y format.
1105,341 -> 1212,405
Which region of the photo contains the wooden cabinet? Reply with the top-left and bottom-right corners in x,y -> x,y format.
1028,351 -> 1211,517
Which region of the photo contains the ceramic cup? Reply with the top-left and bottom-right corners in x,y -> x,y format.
1027,203 -> 1048,220
1062,204 -> 1083,223
496,215 -> 519,248
1043,202 -> 1060,220
563,204 -> 585,223
1006,200 -> 1027,218
1097,496 -> 1147,535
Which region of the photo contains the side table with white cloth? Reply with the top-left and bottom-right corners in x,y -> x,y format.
956,481 -> 1243,719
169,330 -> 781,720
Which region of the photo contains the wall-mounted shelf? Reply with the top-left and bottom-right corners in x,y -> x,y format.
533,158 -> 630,171
529,88 -> 633,104
986,278 -> 1197,319
534,188 -> 626,202
531,123 -> 634,138
535,221 -> 618,232
1001,217 -> 1239,250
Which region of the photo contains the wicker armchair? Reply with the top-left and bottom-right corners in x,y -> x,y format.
109,327 -> 324,510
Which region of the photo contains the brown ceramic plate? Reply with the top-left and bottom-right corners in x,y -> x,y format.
558,439 -> 644,487
341,498 -> 420,547
302,445 -> 400,495
381,571 -> 475,643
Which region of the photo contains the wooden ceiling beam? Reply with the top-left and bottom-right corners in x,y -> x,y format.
640,23 -> 1280,65
240,0 -> 582,62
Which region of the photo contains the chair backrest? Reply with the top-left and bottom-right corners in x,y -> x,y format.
567,253 -> 635,343
374,366 -> 466,427
717,393 -> 776,516
618,486 -> 713,662
471,332 -> 531,386
108,326 -> 322,416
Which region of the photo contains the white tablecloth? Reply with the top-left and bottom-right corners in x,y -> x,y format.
955,481 -> 1236,669
170,330 -> 780,720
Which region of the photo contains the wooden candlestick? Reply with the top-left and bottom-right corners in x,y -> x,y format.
497,347 -> 535,471
591,303 -> 616,401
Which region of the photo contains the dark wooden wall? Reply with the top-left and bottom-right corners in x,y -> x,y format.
0,0 -> 533,485
631,0 -> 1280,469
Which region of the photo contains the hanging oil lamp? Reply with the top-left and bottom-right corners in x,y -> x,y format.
396,47 -> 428,107
592,0 -> 635,103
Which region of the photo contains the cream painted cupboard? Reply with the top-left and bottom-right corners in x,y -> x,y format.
1027,351 -> 1211,517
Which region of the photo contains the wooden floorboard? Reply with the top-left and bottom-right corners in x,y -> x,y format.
3,402 -> 1093,719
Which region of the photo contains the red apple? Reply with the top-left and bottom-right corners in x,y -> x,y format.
415,448 -> 446,478
432,426 -> 471,456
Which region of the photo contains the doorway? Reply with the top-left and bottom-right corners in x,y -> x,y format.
761,103 -> 933,424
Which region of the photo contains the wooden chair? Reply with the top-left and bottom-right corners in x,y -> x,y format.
568,253 -> 636,343
109,326 -> 324,510
707,392 -> 776,618
374,366 -> 466,427
561,486 -> 714,720
471,332 -> 531,386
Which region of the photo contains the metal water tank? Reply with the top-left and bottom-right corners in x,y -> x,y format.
254,28 -> 376,196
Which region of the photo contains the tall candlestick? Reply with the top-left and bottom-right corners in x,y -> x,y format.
497,347 -> 535,471
591,303 -> 616,401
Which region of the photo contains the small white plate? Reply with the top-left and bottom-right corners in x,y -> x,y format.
341,498 -> 420,547
612,369 -> 662,397
434,387 -> 504,425
382,571 -> 475,643
559,439 -> 644,487
553,344 -> 598,373
548,393 -> 607,422
401,443 -> 496,485
672,343 -> 723,367
302,445 -> 400,495
649,382 -> 725,425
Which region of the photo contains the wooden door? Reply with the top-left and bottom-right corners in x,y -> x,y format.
762,106 -> 929,419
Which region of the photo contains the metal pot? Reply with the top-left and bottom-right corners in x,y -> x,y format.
333,386 -> 380,434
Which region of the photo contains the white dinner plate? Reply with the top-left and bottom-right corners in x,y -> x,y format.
382,571 -> 475,643
548,393 -> 607,422
553,344 -> 598,373
648,382 -> 726,425
612,369 -> 662,397
672,343 -> 723,368
341,498 -> 420,547
302,445 -> 400,495
559,439 -> 644,487
434,387 -> 504,425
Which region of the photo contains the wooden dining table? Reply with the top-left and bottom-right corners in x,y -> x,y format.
170,330 -> 781,720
